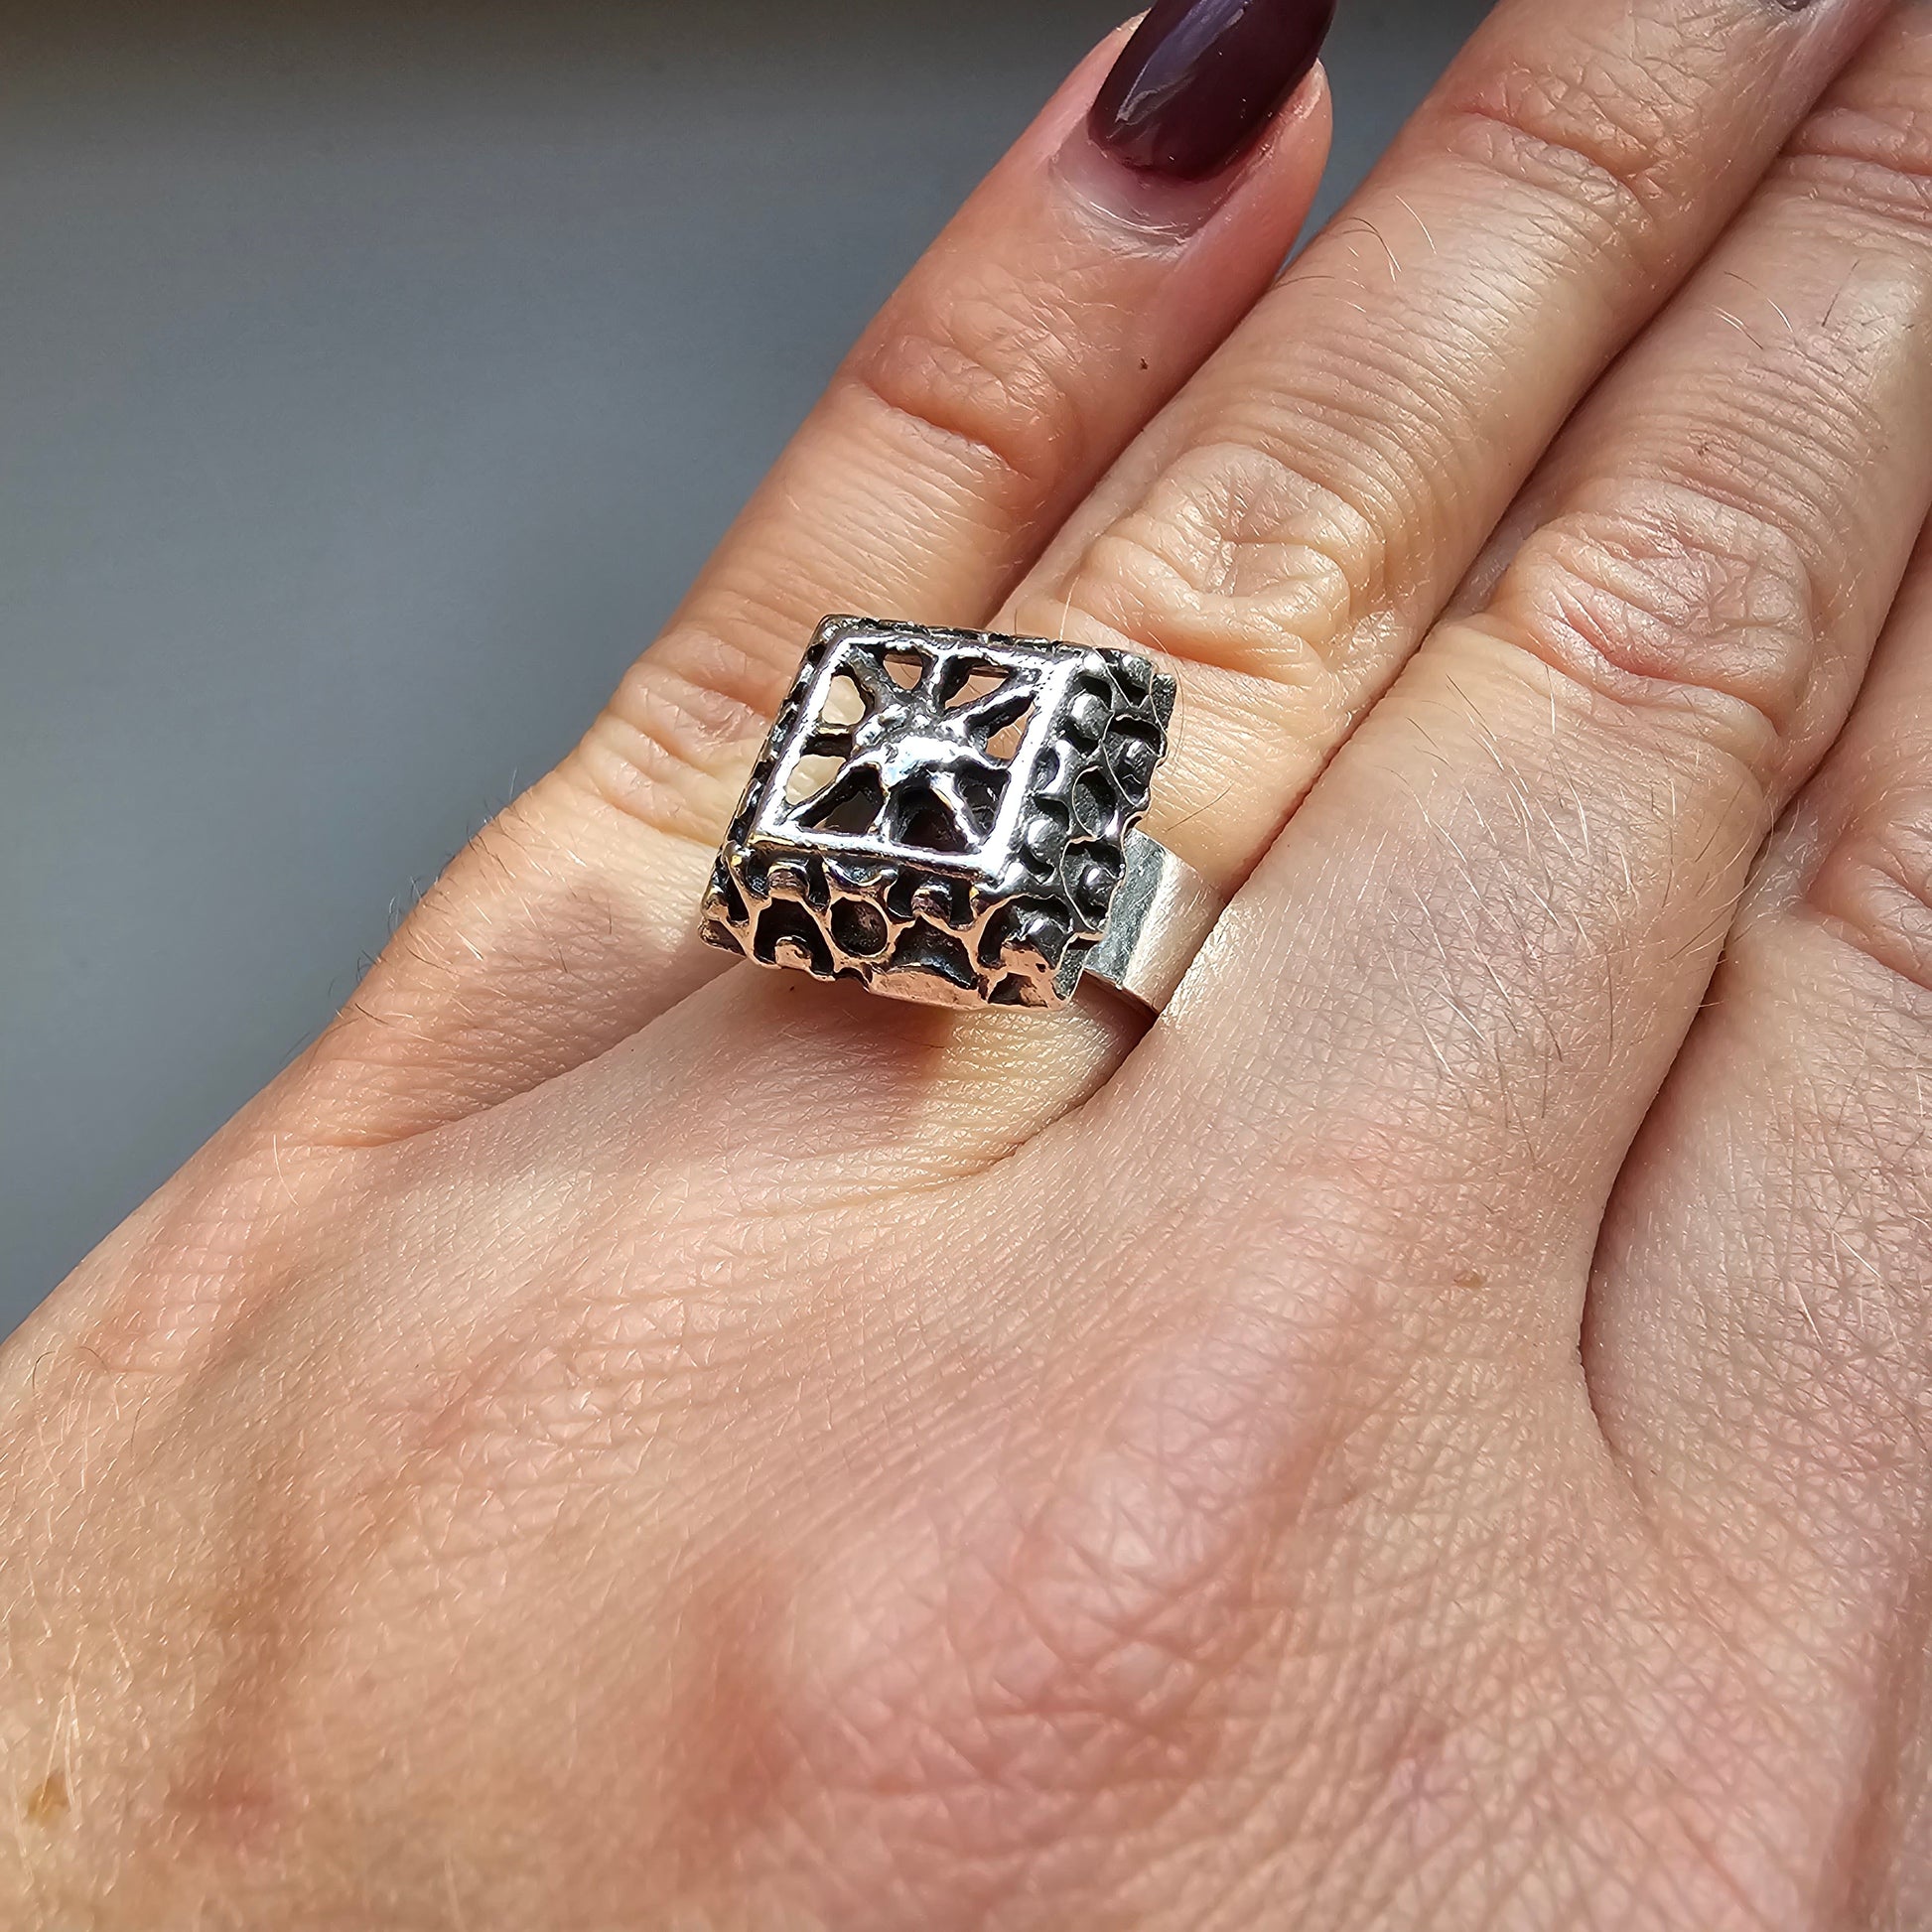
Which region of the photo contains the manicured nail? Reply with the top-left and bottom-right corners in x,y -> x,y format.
1089,0 -> 1337,182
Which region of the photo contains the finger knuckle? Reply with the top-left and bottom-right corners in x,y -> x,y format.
839,269 -> 1092,495
1483,482 -> 1825,767
1017,433 -> 1394,710
1781,19 -> 1932,241
575,609 -> 789,845
1434,41 -> 1692,263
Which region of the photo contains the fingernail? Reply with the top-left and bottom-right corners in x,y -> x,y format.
1089,0 -> 1337,182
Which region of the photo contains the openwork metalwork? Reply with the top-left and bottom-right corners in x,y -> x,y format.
701,616 -> 1182,1009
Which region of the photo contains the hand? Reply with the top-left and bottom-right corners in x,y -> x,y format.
11,0 -> 1932,1923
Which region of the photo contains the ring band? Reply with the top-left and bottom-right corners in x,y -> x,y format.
700,616 -> 1221,1013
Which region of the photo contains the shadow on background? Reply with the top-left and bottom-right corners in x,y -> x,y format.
0,0 -> 1489,1331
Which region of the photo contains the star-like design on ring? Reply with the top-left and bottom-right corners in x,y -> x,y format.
784,649 -> 1036,853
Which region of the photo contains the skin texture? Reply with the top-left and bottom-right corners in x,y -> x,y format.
14,0 -> 1932,1924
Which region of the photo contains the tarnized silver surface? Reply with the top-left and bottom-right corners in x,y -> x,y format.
701,616 -> 1216,1012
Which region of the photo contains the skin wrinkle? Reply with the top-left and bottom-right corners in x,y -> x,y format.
1807,785 -> 1932,995
836,243 -> 1113,495
587,648 -> 775,838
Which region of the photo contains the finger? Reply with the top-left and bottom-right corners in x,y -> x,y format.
1006,0 -> 1888,893
289,21 -> 1333,1142
1581,531 -> 1932,1640
1133,7 -> 1932,1381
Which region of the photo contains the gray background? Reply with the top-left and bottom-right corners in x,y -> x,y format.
1,0 -> 1488,1333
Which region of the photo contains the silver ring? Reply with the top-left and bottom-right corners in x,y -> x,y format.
700,616 -> 1222,1014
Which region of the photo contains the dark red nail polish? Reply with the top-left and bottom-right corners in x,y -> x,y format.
1089,0 -> 1336,182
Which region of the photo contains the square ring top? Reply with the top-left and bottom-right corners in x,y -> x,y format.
701,616 -> 1175,1009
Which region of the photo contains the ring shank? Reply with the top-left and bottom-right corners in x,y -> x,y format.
1081,829 -> 1223,1014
